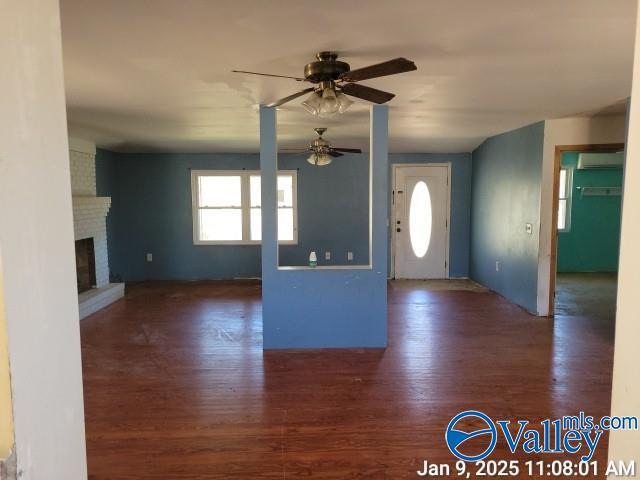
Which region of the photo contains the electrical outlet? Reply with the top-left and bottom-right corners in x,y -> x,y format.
495,260 -> 500,272
146,253 -> 153,262
325,251 -> 331,260
525,223 -> 533,235
347,251 -> 354,261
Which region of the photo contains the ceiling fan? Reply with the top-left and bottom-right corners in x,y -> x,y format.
233,51 -> 417,116
284,128 -> 362,166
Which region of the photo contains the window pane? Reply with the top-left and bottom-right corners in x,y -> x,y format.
278,207 -> 294,241
250,175 -> 261,208
250,207 -> 261,241
277,175 -> 293,207
249,208 -> 294,241
199,176 -> 241,207
559,169 -> 567,199
558,199 -> 567,230
199,209 -> 242,241
409,181 -> 432,258
250,174 -> 293,207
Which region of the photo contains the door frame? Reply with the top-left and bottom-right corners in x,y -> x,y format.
547,143 -> 625,315
390,163 -> 452,279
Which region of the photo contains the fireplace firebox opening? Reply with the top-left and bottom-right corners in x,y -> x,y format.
75,238 -> 96,293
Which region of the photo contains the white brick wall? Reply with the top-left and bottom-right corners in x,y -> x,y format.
72,197 -> 111,287
69,143 -> 112,288
69,149 -> 96,196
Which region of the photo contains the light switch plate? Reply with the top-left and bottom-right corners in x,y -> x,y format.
525,223 -> 533,234
347,251 -> 354,261
325,251 -> 331,260
146,253 -> 153,262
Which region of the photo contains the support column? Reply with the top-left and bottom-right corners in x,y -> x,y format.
260,105 -> 388,349
259,105 -> 278,284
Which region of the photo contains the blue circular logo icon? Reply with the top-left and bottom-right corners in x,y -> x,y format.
445,410 -> 497,462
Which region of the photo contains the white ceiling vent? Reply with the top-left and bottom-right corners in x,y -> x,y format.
577,152 -> 624,170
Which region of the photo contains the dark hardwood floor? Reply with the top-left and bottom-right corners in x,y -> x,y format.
81,280 -> 615,479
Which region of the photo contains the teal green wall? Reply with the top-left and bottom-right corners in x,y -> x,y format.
557,152 -> 622,272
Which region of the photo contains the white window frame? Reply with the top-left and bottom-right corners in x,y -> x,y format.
558,166 -> 573,233
191,169 -> 298,245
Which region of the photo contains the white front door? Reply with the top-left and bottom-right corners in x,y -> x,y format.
393,165 -> 450,279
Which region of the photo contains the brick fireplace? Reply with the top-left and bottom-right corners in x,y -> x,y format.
69,137 -> 124,319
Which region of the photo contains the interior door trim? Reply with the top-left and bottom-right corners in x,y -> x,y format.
390,163 -> 451,279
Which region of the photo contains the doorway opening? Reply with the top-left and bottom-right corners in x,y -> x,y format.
391,164 -> 451,279
549,144 -> 624,317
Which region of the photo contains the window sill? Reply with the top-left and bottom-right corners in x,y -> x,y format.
277,265 -> 372,271
194,241 -> 298,246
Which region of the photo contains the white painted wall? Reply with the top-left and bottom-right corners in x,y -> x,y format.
607,6 -> 640,468
536,115 -> 627,315
0,0 -> 88,478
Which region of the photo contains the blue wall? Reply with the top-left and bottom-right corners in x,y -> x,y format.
278,153 -> 369,267
470,122 -> 545,313
96,150 -> 472,281
557,152 -> 622,272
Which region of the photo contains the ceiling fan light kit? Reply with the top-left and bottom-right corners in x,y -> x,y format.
302,91 -> 322,115
301,83 -> 354,117
307,153 -> 333,166
336,92 -> 353,114
320,84 -> 339,116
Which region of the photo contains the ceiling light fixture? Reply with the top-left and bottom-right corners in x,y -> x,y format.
301,91 -> 322,115
319,82 -> 339,116
336,92 -> 353,114
307,152 -> 332,166
301,81 -> 352,118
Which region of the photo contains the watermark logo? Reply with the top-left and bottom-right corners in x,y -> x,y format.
445,410 -> 638,463
445,410 -> 497,462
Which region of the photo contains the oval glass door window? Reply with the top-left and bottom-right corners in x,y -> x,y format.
409,181 -> 432,258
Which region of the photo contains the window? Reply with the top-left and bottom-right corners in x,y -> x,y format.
192,170 -> 297,244
557,167 -> 572,232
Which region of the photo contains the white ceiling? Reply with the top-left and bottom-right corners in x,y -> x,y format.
61,0 -> 636,153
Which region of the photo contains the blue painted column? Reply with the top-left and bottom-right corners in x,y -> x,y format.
259,106 -> 278,283
260,105 -> 388,349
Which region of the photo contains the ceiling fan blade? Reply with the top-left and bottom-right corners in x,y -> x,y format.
332,147 -> 362,154
340,83 -> 395,104
232,70 -> 306,82
328,150 -> 344,158
339,58 -> 416,82
267,88 -> 315,108
280,149 -> 309,153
